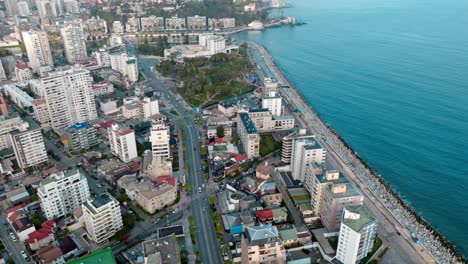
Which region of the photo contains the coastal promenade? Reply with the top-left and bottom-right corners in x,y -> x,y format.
247,41 -> 463,264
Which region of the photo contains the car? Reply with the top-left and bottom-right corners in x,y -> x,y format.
396,231 -> 402,236
202,184 -> 205,188
198,187 -> 202,193
9,232 -> 17,241
21,251 -> 29,260
2,222 -> 8,227
96,183 -> 103,188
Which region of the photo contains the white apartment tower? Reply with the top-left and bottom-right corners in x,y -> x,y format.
336,205 -> 378,264
149,123 -> 170,159
237,113 -> 260,158
10,127 -> 48,169
60,24 -> 88,64
22,30 -> 54,73
82,193 -> 123,243
140,97 -> 159,119
108,123 -> 138,163
38,169 -> 91,219
41,67 -> 97,132
290,137 -> 326,182
64,0 -> 80,13
110,53 -> 139,82
262,90 -> 282,116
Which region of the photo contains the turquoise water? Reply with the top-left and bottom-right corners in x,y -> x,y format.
235,0 -> 468,256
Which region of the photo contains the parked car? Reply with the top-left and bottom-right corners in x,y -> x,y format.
21,250 -> 29,260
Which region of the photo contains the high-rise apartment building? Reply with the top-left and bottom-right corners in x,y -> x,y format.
41,67 -> 97,132
336,205 -> 378,264
108,123 -> 138,163
320,183 -> 364,231
65,122 -> 98,151
64,0 -> 80,13
237,113 -> 260,158
110,53 -> 139,82
10,126 -> 48,169
16,1 -> 31,16
304,168 -> 348,216
82,193 -> 123,243
15,64 -> 33,82
22,30 -> 54,73
281,129 -> 313,164
0,60 -> 7,81
140,97 -> 159,119
38,169 -> 91,219
262,90 -> 282,116
60,24 -> 88,64
149,122 -> 170,159
290,137 -> 326,182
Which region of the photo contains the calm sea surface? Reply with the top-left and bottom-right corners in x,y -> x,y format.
235,0 -> 468,255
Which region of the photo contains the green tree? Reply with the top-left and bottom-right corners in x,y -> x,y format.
216,125 -> 225,138
184,183 -> 191,191
208,195 -> 216,205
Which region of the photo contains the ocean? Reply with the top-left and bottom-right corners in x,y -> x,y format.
235,0 -> 468,256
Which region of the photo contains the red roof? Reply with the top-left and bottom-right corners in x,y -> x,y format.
6,204 -> 24,215
27,220 -> 55,244
156,175 -> 176,187
15,64 -> 29,70
99,120 -> 117,129
233,154 -> 247,162
214,138 -> 223,143
119,129 -> 133,136
255,209 -> 273,220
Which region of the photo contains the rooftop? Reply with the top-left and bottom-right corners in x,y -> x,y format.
239,113 -> 257,134
246,224 -> 279,246
326,182 -> 362,199
67,122 -> 91,130
142,234 -> 180,264
342,204 -> 377,232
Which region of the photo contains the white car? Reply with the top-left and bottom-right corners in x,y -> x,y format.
9,232 -> 17,241
21,251 -> 29,260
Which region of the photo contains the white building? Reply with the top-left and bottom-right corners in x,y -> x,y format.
110,53 -> 139,82
1,82 -> 34,109
149,123 -> 170,159
38,169 -> 91,220
14,64 -> 33,82
22,30 -> 53,73
11,126 -> 48,169
262,90 -> 282,116
64,0 -> 80,13
109,34 -> 123,46
187,15 -> 207,30
60,24 -> 88,64
36,0 -> 59,20
140,97 -> 159,119
16,1 -> 31,16
291,137 -> 326,182
165,17 -> 186,30
41,67 -> 97,132
0,60 -> 6,82
237,113 -> 260,158
108,123 -> 138,163
112,21 -> 124,33
140,16 -> 164,31
82,193 -> 123,243
94,49 -> 111,67
336,205 -> 378,264
0,116 -> 29,150
32,99 -> 50,126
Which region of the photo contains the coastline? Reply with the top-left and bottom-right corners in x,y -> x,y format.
245,41 -> 465,264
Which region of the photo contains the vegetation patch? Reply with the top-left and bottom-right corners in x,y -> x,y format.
259,135 -> 281,156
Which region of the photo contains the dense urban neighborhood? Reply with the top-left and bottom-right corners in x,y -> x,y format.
0,0 -> 463,264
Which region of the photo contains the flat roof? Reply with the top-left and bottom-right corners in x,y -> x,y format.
239,113 -> 257,134
342,205 -> 377,232
66,248 -> 116,264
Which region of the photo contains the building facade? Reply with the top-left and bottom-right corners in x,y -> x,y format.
108,123 -> 138,163
110,53 -> 139,82
149,123 -> 171,159
241,224 -> 286,263
82,193 -> 123,243
38,169 -> 90,219
11,127 -> 48,169
65,122 -> 98,151
60,24 -> 88,64
22,30 -> 53,73
290,137 -> 326,182
237,113 -> 260,158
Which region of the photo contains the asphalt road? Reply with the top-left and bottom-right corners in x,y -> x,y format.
126,38 -> 222,263
0,218 -> 31,263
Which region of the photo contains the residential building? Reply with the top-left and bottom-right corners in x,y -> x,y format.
22,30 -> 53,73
141,235 -> 181,263
11,126 -> 48,169
27,220 -> 56,250
290,137 -> 326,182
17,1 -> 31,16
36,0 -> 59,20
237,113 -> 260,158
60,24 -> 88,63
32,99 -> 50,126
0,60 -> 6,81
41,67 -> 97,132
262,90 -> 282,116
134,177 -> 177,214
140,97 -> 159,119
108,123 -> 138,163
14,64 -> 33,82
125,17 -> 140,33
110,53 -> 139,82
37,245 -> 64,264
320,183 -> 364,231
82,193 -> 123,243
0,116 -> 29,150
248,109 -> 294,132
165,17 -> 186,30
38,169 -> 91,219
207,125 -> 232,138
187,15 -> 207,30
94,49 -> 111,67
64,122 -> 98,151
222,17 -> 236,28
92,81 -> 114,96
149,122 -> 171,159
281,129 -> 313,164
304,168 -> 348,216
336,205 -> 378,264
85,17 -> 108,36
112,21 -> 124,33
64,0 -> 80,13
140,16 -> 165,31
122,103 -> 140,119
241,224 -> 286,263
1,82 -> 34,109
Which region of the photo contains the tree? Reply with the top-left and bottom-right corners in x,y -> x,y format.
208,195 -> 216,205
184,183 -> 191,191
216,125 -> 225,138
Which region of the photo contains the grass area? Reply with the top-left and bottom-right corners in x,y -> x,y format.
359,236 -> 383,264
170,110 -> 179,116
158,49 -> 253,107
259,135 -> 281,156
